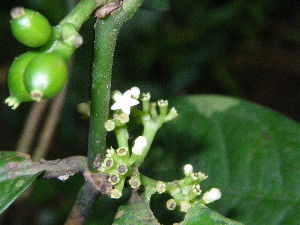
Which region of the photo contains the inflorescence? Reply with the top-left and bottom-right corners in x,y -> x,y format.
91,87 -> 221,212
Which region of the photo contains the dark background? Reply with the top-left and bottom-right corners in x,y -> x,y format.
0,0 -> 300,224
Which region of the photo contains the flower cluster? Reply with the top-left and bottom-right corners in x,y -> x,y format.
99,87 -> 178,199
97,87 -> 221,212
154,164 -> 221,212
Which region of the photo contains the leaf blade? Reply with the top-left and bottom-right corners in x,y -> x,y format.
0,151 -> 41,213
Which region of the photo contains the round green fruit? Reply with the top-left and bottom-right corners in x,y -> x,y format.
24,53 -> 68,101
10,7 -> 52,47
5,51 -> 38,109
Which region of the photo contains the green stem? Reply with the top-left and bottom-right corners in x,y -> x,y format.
59,0 -> 109,31
115,126 -> 129,148
135,120 -> 161,166
140,174 -> 158,188
88,0 -> 143,170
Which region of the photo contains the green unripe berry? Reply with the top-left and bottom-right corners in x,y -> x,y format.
24,53 -> 68,101
5,51 -> 38,109
10,7 -> 52,47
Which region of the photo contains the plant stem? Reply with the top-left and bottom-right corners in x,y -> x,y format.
16,100 -> 48,154
32,86 -> 68,161
140,174 -> 158,188
115,126 -> 129,148
59,0 -> 110,31
88,0 -> 144,170
64,181 -> 100,225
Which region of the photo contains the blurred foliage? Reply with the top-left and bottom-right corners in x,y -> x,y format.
0,0 -> 300,224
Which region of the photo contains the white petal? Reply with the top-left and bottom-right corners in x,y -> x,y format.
122,105 -> 131,115
111,103 -> 121,110
123,90 -> 132,98
128,98 -> 139,106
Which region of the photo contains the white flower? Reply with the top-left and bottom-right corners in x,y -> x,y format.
111,90 -> 139,115
132,136 -> 147,155
202,188 -> 221,204
183,164 -> 193,176
130,87 -> 140,99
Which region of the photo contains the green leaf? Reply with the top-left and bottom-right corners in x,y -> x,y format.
152,95 -> 300,225
183,203 -> 243,225
113,191 -> 160,225
0,151 -> 41,213
142,0 -> 170,11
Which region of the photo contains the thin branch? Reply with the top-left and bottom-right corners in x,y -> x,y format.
1,156 -> 87,182
64,181 -> 100,225
16,100 -> 48,154
32,86 -> 67,161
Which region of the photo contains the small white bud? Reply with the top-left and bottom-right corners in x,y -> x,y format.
156,181 -> 167,194
202,188 -> 221,204
111,189 -> 122,199
130,87 -> 140,99
132,136 -> 147,155
180,201 -> 192,213
183,164 -> 193,176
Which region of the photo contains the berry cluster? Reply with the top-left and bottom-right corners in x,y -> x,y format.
6,7 -> 81,109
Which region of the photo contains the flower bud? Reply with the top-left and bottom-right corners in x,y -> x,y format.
130,87 -> 140,99
132,136 -> 147,155
183,164 -> 193,176
202,188 -> 221,204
